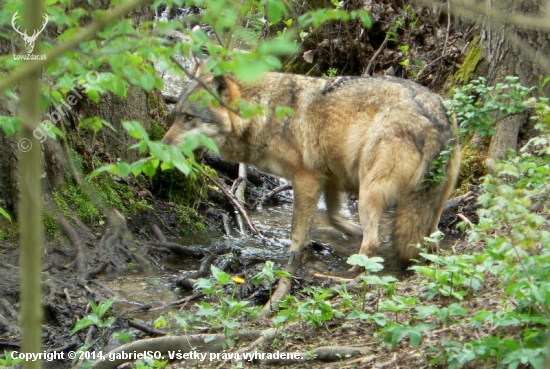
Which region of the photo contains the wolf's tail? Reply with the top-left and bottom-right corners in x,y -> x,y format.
394,116 -> 461,264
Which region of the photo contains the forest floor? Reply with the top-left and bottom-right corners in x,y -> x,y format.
0,2 -> 519,368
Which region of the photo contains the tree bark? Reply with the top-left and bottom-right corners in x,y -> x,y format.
476,0 -> 550,165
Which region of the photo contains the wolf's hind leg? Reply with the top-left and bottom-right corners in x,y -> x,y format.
356,181 -> 390,259
324,182 -> 363,240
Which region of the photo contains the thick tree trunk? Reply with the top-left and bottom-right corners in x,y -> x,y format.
476,0 -> 550,166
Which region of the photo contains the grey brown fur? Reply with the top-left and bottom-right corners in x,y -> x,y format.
163,72 -> 461,266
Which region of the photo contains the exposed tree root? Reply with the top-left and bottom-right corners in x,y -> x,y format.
91,331 -> 262,369
149,223 -> 167,242
260,251 -> 304,317
57,213 -> 88,274
262,345 -> 371,365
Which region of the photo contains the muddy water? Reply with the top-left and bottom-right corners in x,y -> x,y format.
103,190 -> 457,319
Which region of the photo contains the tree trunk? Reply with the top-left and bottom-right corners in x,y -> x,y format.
476,0 -> 550,166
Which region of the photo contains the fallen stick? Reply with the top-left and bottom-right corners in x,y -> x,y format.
128,319 -> 167,337
262,183 -> 292,201
204,173 -> 262,236
313,273 -> 355,283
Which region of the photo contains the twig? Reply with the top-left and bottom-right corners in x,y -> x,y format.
442,0 -> 452,58
128,320 -> 167,336
203,173 -> 262,236
147,293 -> 204,313
456,213 -> 474,229
313,273 -> 355,283
262,183 -> 292,201
363,33 -> 390,76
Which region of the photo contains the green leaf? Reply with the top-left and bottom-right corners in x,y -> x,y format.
0,116 -> 20,136
86,89 -> 100,103
88,164 -> 116,180
110,78 -> 128,98
0,207 -> 12,222
149,141 -> 171,162
71,316 -> 96,335
266,0 -> 287,23
347,254 -> 384,272
408,330 -> 422,348
211,265 -> 231,285
123,121 -> 149,141
117,162 -> 131,177
390,326 -> 409,347
139,74 -> 156,92
354,9 -> 372,28
275,270 -> 292,278
199,134 -> 219,154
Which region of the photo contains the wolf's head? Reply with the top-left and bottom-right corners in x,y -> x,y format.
162,74 -> 243,154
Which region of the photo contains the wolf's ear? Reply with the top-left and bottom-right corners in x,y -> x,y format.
212,75 -> 229,100
212,75 -> 240,103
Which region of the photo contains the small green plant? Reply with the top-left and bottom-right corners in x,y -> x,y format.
252,260 -> 292,301
322,67 -> 338,78
297,286 -> 336,328
71,297 -> 117,350
188,265 -> 261,348
0,350 -> 23,368
380,321 -> 436,348
0,207 -> 11,222
424,139 -> 456,185
410,253 -> 487,300
447,76 -> 537,140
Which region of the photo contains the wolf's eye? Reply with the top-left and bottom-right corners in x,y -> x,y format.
184,114 -> 194,122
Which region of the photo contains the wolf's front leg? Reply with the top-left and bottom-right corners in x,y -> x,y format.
260,172 -> 323,317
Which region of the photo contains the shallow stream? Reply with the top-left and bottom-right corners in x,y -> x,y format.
101,189 -> 455,321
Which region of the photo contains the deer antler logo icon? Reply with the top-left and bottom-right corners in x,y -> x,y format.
11,11 -> 48,54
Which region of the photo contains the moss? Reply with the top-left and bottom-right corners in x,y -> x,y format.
175,205 -> 208,235
457,144 -> 488,194
148,89 -> 169,116
152,164 -> 217,206
453,36 -> 482,85
54,183 -> 101,224
148,120 -> 167,141
129,199 -> 154,215
53,190 -> 72,219
0,219 -> 18,248
43,213 -> 61,237
68,147 -> 86,177
52,174 -> 154,227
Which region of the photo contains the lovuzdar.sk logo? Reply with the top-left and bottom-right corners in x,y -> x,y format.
12,10 -> 48,60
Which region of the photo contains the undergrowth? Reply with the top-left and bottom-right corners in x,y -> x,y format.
72,78 -> 550,368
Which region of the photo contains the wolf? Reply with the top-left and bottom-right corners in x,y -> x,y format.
162,71 -> 461,268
